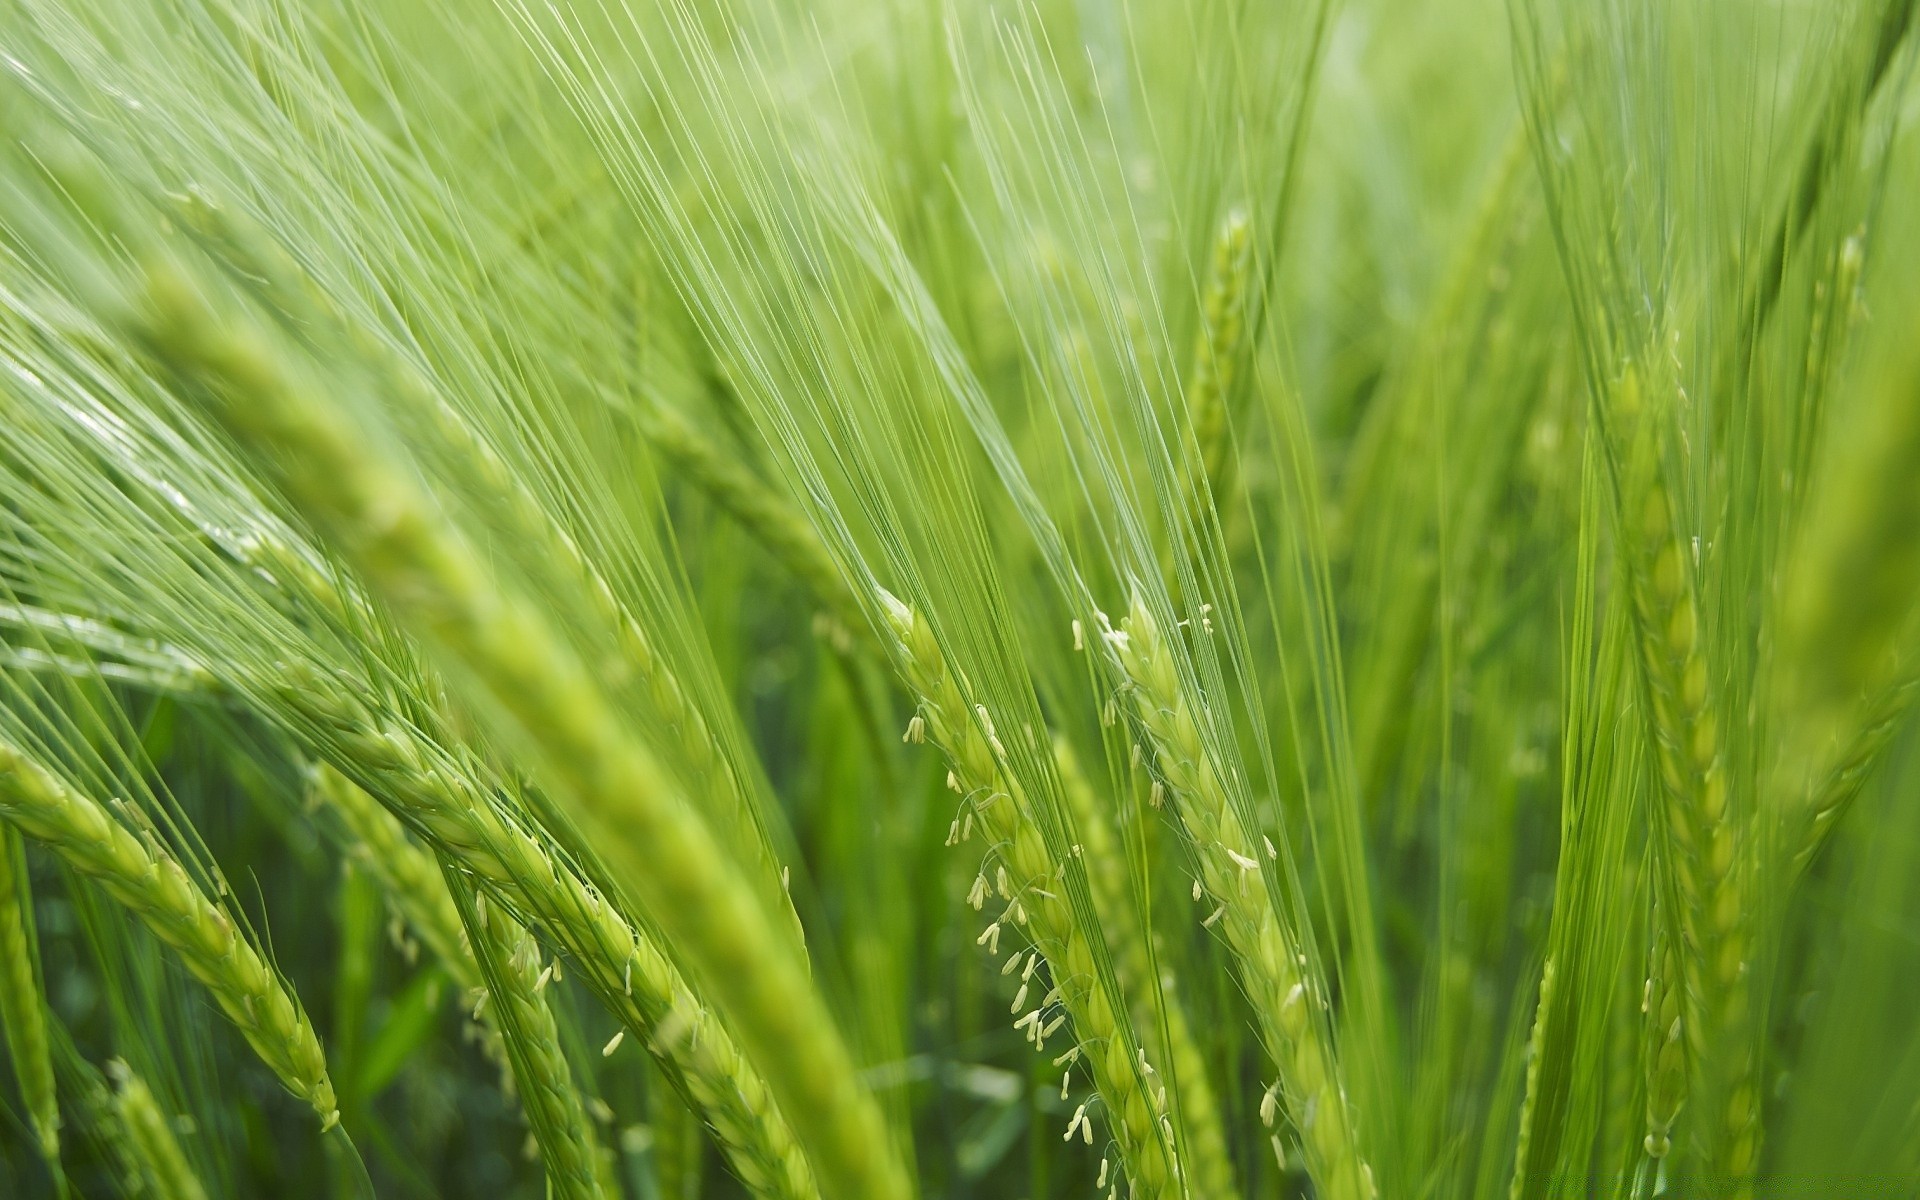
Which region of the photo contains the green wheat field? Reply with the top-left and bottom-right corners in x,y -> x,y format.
0,0 -> 1917,1196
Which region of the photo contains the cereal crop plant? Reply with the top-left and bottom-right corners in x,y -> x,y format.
0,0 -> 1917,1197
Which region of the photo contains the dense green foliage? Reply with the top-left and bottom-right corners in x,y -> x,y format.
0,0 -> 1917,1197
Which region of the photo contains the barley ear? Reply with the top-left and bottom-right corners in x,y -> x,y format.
1052,734 -> 1240,1200
1186,206 -> 1254,507
881,591 -> 1179,1198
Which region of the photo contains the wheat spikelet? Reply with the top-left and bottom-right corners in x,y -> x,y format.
0,738 -> 337,1126
881,591 -> 1178,1197
108,1059 -> 210,1200
0,822 -> 59,1160
1108,593 -> 1374,1200
132,259 -> 905,1200
1641,920 -> 1686,1166
1052,733 -> 1239,1200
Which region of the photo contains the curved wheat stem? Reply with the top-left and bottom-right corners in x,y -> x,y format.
1108,593 -> 1374,1200
109,1060 -> 210,1200
0,738 -> 337,1126
448,867 -> 609,1200
1052,734 -> 1240,1200
881,592 -> 1178,1198
135,258 -> 907,1200
0,822 -> 59,1159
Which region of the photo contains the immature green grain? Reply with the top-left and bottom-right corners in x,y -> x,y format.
129,269 -> 898,1200
0,738 -> 337,1125
1109,593 -> 1374,1200
109,1059 -> 210,1200
1052,733 -> 1239,1200
1641,922 -> 1686,1167
881,591 -> 1178,1199
448,867 -> 607,1200
0,821 -> 59,1160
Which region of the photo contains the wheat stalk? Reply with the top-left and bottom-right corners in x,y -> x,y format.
0,737 -> 338,1126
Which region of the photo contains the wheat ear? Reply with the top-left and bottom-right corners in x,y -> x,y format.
0,822 -> 59,1159
129,270 -> 898,1199
277,669 -> 815,1200
447,867 -> 609,1200
171,192 -> 804,958
1186,206 -> 1253,506
1109,593 -> 1375,1200
108,1059 -> 210,1200
0,739 -> 337,1126
1052,734 -> 1240,1200
311,764 -> 474,988
881,592 -> 1178,1198
1611,368 -> 1753,1187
